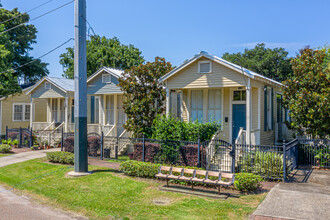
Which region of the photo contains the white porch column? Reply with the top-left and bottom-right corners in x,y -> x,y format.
65,96 -> 69,132
246,78 -> 252,145
100,95 -> 105,126
114,94 -> 118,136
57,98 -> 60,123
30,97 -> 33,129
165,88 -> 170,117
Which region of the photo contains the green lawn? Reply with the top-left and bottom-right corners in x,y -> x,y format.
0,154 -> 10,158
0,159 -> 266,219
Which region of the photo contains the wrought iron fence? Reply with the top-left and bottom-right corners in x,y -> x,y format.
5,126 -> 33,148
297,139 -> 330,168
203,139 -> 233,172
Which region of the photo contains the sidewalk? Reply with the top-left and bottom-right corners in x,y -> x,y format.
251,170 -> 330,220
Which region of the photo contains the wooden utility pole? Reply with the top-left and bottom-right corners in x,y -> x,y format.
73,0 -> 88,173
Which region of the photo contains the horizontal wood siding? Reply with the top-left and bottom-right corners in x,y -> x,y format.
34,98 -> 47,122
31,81 -> 66,98
87,72 -> 122,95
182,90 -> 188,122
166,58 -> 247,89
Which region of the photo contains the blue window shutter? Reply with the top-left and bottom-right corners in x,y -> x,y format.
264,86 -> 267,131
271,88 -> 274,130
91,96 -> 95,124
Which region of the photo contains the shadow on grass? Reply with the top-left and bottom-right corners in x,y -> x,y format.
91,169 -> 122,174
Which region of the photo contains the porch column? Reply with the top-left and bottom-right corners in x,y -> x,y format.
166,88 -> 170,117
65,96 -> 69,132
100,95 -> 105,126
30,97 -> 33,129
114,95 -> 118,136
57,98 -> 60,123
246,78 -> 252,145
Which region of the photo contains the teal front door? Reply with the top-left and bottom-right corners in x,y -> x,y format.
232,104 -> 246,143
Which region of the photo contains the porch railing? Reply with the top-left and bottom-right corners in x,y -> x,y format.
235,127 -> 246,145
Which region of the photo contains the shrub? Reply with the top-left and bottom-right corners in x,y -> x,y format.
238,151 -> 284,178
46,151 -> 74,165
88,136 -> 100,157
63,137 -> 74,153
234,173 -> 263,192
119,160 -> 160,178
0,144 -> 12,153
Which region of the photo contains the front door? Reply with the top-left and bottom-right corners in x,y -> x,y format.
232,104 -> 246,143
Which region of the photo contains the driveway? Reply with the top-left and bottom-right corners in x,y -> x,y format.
251,169 -> 330,220
0,148 -> 85,220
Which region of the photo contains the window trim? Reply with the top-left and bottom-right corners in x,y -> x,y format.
102,74 -> 111,84
44,82 -> 51,89
12,103 -> 31,122
198,61 -> 212,73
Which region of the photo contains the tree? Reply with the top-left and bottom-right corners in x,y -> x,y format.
60,35 -> 144,78
118,57 -> 173,137
222,43 -> 293,81
0,6 -> 49,84
283,47 -> 330,138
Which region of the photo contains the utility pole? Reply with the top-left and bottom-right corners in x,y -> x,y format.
70,0 -> 88,175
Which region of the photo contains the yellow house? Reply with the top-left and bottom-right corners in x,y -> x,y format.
160,51 -> 292,145
0,86 -> 47,136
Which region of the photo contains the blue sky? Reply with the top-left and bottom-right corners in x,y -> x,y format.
2,0 -> 329,78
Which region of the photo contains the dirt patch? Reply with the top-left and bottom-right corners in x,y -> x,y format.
152,198 -> 172,205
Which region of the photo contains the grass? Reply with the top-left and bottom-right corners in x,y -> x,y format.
107,155 -> 130,163
0,153 -> 10,158
0,159 -> 266,219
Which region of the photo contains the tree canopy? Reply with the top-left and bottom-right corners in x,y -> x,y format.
59,35 -> 144,79
118,57 -> 173,137
0,6 -> 49,97
283,47 -> 330,138
222,43 -> 293,82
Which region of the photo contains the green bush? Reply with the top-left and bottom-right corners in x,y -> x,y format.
234,173 -> 263,192
119,160 -> 160,178
151,115 -> 221,142
238,151 -> 284,178
46,151 -> 74,165
0,144 -> 12,153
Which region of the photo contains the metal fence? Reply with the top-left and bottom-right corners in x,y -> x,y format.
297,139 -> 330,168
4,126 -> 33,148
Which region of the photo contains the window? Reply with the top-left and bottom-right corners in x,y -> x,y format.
264,86 -> 273,131
105,95 -> 114,125
191,90 -> 203,122
117,95 -> 126,125
233,90 -> 246,101
102,74 -> 111,83
71,99 -> 75,123
45,82 -> 51,89
52,99 -> 58,122
13,104 -> 30,121
208,90 -> 221,122
198,61 -> 212,73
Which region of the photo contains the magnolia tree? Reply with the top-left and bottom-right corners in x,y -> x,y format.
118,57 -> 173,137
283,47 -> 330,138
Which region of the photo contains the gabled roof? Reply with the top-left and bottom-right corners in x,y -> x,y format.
87,67 -> 124,83
160,51 -> 283,87
26,77 -> 74,94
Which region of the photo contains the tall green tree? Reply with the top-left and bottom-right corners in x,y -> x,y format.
60,35 -> 144,78
0,6 -> 49,85
222,43 -> 293,81
283,47 -> 330,138
118,57 -> 173,137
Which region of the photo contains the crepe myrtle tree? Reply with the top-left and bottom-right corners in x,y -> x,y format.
283,47 -> 330,138
118,57 -> 173,137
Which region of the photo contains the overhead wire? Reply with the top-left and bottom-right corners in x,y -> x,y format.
0,0 -> 74,36
0,0 -> 54,26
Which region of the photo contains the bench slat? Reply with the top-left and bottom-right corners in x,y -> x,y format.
160,166 -> 171,172
221,173 -> 234,179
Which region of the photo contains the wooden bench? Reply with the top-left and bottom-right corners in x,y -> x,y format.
155,166 -> 235,194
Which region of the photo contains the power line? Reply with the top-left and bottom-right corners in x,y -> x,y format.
0,0 -> 74,36
0,0 -> 54,26
0,38 -> 74,75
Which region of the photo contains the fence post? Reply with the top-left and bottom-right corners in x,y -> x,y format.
232,139 -> 236,173
100,132 -> 104,160
61,127 -> 64,152
19,127 -> 22,148
29,127 -> 33,148
197,137 -> 201,168
5,126 -> 8,140
115,136 -> 118,159
283,140 -> 287,182
142,134 -> 146,162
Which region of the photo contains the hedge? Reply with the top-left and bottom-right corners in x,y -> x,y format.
46,151 -> 74,165
0,144 -> 12,153
63,136 -> 101,157
234,173 -> 263,192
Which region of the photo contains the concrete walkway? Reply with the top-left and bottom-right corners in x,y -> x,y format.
251,169 -> 330,220
0,149 -> 85,220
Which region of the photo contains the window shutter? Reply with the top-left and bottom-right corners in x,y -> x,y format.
271,88 -> 274,130
91,96 -> 95,123
264,86 -> 267,131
